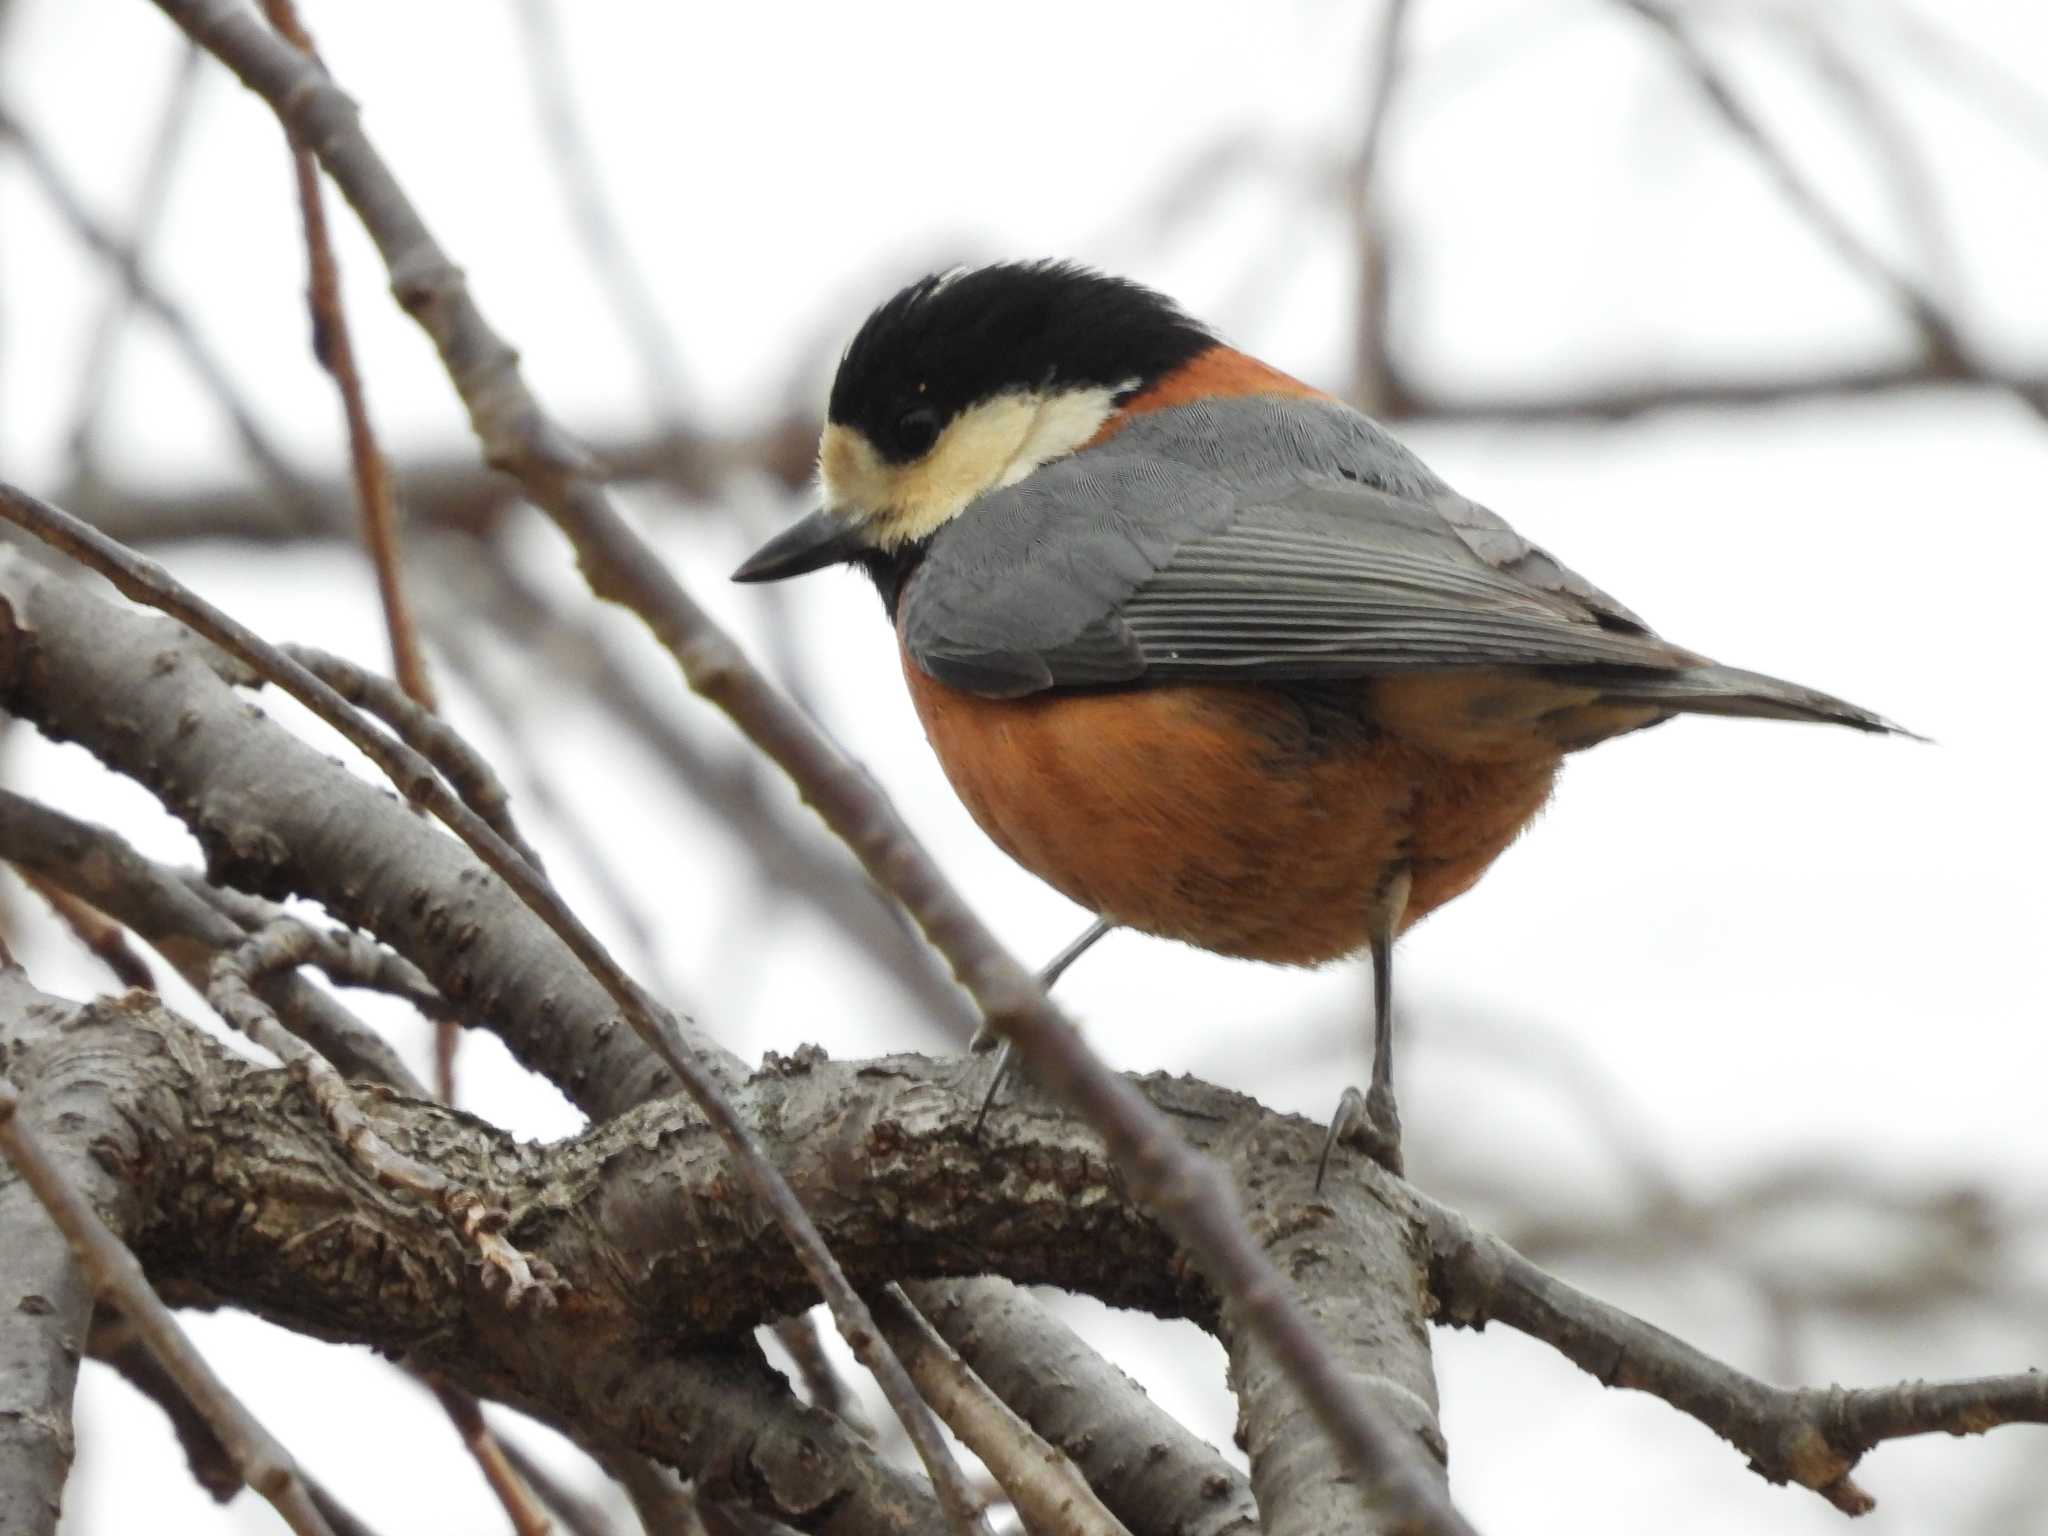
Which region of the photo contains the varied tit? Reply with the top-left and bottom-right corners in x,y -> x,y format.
735,260 -> 1909,1175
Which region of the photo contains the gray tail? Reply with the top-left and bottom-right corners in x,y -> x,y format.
1597,663 -> 1925,740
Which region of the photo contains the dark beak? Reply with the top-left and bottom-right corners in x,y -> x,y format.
732,508 -> 866,583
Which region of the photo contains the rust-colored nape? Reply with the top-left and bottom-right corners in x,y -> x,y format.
1088,344 -> 1331,447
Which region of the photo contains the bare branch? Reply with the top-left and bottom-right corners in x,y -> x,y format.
913,1279 -> 1257,1536
257,0 -> 452,1100
284,642 -> 548,874
59,418 -> 815,548
430,1379 -> 559,1536
10,866 -> 156,990
0,540 -> 952,1536
492,1432 -> 627,1536
871,1288 -> 1128,1536
20,938 -> 2033,1525
260,0 -> 438,714
0,606 -> 1242,1536
1424,1195 -> 2048,1514
1391,357 -> 2048,423
0,787 -> 426,1092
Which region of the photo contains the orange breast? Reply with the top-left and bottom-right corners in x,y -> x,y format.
901,653 -> 1561,966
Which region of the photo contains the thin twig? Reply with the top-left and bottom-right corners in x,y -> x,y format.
604,1455 -> 708,1536
872,1288 -> 1129,1536
208,918 -> 557,1309
255,0 -> 453,1098
11,866 -> 156,990
0,106 -> 319,521
418,540 -> 972,1042
1390,358 -> 2048,422
176,872 -> 445,1016
512,0 -> 693,426
493,1432 -> 626,1536
1782,14 -> 1957,298
141,9 -> 1476,1525
1423,1194 -> 2048,1514
90,1310 -> 239,1500
0,786 -> 426,1091
0,1069 -> 338,1536
421,606 -> 690,1008
284,642 -> 547,874
0,475 -> 987,1535
914,1278 -> 1258,1536
430,1380 -> 558,1536
258,0 -> 437,712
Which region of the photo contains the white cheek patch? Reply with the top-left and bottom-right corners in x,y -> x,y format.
818,385 -> 1127,550
993,384 -> 1131,491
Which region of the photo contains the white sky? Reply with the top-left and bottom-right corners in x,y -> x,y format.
3,2 -> 2045,1533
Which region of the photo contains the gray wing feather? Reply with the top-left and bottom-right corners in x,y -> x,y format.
901,397 -> 1684,697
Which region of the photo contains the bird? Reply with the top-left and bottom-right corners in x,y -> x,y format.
733,259 -> 1911,1176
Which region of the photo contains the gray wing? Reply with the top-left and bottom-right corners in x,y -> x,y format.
900,397 -> 1688,698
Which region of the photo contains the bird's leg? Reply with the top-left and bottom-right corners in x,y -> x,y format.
973,916 -> 1114,1133
1318,865 -> 1412,1186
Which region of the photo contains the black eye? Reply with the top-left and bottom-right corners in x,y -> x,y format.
890,404 -> 942,458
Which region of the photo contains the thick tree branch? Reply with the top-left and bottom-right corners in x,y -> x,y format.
0,487 -> 987,1536
0,974 -> 335,1536
0,552 -> 1225,1534
11,964 -> 2026,1526
0,548 -> 941,1532
0,977 -> 128,1536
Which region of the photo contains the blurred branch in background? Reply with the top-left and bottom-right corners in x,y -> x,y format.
1614,0 -> 2048,423
0,103 -> 322,524
60,40 -> 203,482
